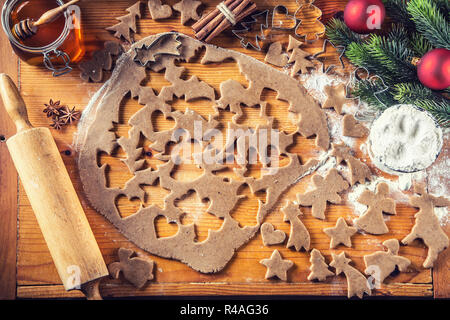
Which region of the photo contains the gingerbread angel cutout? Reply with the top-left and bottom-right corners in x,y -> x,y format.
354,182 -> 396,235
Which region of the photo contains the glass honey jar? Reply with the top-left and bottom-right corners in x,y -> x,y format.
1,0 -> 85,76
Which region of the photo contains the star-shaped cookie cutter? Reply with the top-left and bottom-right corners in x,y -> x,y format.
232,10 -> 270,51
272,5 -> 298,31
132,31 -> 183,67
312,38 -> 346,74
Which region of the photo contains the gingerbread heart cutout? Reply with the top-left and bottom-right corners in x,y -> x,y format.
148,0 -> 172,20
261,223 -> 286,246
342,114 -> 369,138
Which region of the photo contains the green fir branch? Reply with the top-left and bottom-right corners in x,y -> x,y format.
325,18 -> 361,48
352,79 -> 396,109
415,99 -> 450,127
382,0 -> 416,30
407,0 -> 450,49
409,33 -> 434,56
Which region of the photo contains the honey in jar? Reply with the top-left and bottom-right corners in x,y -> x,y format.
1,0 -> 85,76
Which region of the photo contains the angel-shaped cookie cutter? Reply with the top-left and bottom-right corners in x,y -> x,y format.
272,5 -> 298,31
232,9 -> 269,51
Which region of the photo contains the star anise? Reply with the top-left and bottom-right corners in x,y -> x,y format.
50,118 -> 65,130
43,99 -> 63,118
59,106 -> 81,124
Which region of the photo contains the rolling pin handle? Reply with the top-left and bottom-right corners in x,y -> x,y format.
0,73 -> 33,133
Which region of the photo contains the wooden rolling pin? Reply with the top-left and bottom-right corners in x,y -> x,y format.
0,74 -> 108,299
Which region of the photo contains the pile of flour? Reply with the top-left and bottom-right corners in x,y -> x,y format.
368,105 -> 443,173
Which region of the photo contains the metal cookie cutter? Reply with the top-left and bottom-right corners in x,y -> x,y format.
313,39 -> 346,74
272,5 -> 298,31
294,0 -> 325,43
232,10 -> 269,51
348,66 -> 390,121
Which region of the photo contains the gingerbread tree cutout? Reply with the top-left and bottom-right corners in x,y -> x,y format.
322,83 -> 353,114
260,249 -> 294,281
297,169 -> 349,220
294,0 -> 325,41
354,183 -> 396,235
79,41 -> 123,83
106,1 -> 142,43
282,201 -> 310,251
364,239 -> 411,285
108,248 -> 154,289
148,0 -> 172,20
173,0 -> 202,25
323,217 -> 357,249
287,35 -> 303,52
331,143 -> 372,186
402,184 -> 450,268
307,248 -> 334,281
288,47 -> 315,77
265,42 -> 288,67
330,252 -> 372,299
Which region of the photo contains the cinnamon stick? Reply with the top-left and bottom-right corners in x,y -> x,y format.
192,0 -> 235,33
205,3 -> 257,42
195,0 -> 242,41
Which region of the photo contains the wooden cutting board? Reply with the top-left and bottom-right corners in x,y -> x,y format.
0,0 -> 448,299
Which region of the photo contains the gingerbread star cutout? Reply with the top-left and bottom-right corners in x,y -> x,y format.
260,249 -> 294,281
173,0 -> 202,25
323,217 -> 357,249
322,83 -> 353,114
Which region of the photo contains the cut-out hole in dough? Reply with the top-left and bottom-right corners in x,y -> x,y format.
262,88 -> 298,135
98,147 -> 134,189
177,191 -> 223,242
230,185 -> 266,228
170,97 -> 216,121
151,110 -> 176,132
170,163 -> 204,182
141,69 -> 171,95
115,194 -> 141,219
154,215 -> 179,239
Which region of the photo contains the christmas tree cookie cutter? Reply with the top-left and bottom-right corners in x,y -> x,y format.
272,5 -> 298,31
232,9 -> 269,51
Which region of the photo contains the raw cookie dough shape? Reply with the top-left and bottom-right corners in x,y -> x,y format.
265,42 -> 288,67
106,1 -> 142,43
330,252 -> 372,299
322,83 -> 353,115
288,47 -> 315,77
354,183 -> 396,235
287,35 -> 303,52
77,33 -> 330,273
402,184 -> 450,268
364,239 -> 411,284
260,249 -> 294,281
342,114 -> 369,138
173,0 -> 202,25
282,201 -> 310,251
297,168 -> 349,220
108,248 -> 154,289
323,217 -> 357,249
79,41 -> 123,83
307,248 -> 334,281
148,0 -> 173,20
331,143 -> 371,186
261,223 -> 286,246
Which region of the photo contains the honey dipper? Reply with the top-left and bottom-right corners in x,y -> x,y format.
13,0 -> 80,40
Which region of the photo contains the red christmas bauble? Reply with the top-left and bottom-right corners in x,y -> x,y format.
417,48 -> 450,90
344,0 -> 385,34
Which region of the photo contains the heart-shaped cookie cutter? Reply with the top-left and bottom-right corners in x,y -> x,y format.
272,5 -> 298,31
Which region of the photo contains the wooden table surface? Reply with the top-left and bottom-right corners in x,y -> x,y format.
0,0 -> 448,299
